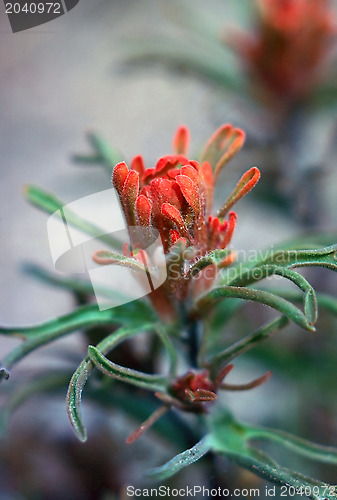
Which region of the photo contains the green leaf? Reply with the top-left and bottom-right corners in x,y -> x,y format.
265,289 -> 337,317
0,302 -> 155,377
73,132 -> 123,174
243,424 -> 337,465
209,316 -> 289,378
24,185 -> 122,250
66,357 -> 93,442
254,244 -> 337,271
187,249 -> 232,278
146,435 -> 211,480
87,345 -> 167,392
221,239 -> 337,285
66,322 -> 175,442
67,325 -> 151,441
226,265 -> 318,326
154,324 -> 178,377
209,410 -> 337,500
195,286 -> 315,331
22,263 -> 96,296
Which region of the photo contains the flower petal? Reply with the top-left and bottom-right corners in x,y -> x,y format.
173,126 -> 190,155
112,161 -> 129,195
175,175 -> 200,216
221,211 -> 237,248
162,203 -> 192,242
131,155 -> 146,178
218,167 -> 261,218
201,124 -> 245,181
136,194 -> 152,226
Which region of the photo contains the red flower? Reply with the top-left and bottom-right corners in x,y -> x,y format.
168,365 -> 272,407
112,125 -> 256,255
230,0 -> 336,102
125,365 -> 272,443
103,125 -> 260,319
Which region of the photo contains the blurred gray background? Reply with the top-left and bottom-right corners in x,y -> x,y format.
0,0 -> 309,330
0,1 -> 336,497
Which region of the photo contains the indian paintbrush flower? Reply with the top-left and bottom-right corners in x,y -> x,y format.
229,0 -> 336,105
93,125 -> 260,321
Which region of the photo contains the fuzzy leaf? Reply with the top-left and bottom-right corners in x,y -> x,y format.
146,435 -> 211,480
257,244 -> 337,271
209,411 -> 337,500
243,424 -> 337,465
66,325 -> 152,441
226,265 -> 318,326
196,286 -> 315,331
0,302 -> 155,377
187,249 -> 233,278
66,323 -> 174,442
88,346 -> 167,391
269,290 -> 337,317
210,316 -> 289,378
66,358 -> 92,441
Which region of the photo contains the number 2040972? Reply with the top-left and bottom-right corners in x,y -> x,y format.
5,3 -> 61,14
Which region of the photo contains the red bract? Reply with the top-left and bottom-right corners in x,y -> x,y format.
230,0 -> 336,103
168,365 -> 272,407
109,125 -> 259,319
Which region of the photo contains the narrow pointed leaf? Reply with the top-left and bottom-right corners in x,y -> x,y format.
0,302 -> 155,375
196,286 -> 315,331
268,290 -> 337,317
209,411 -> 337,500
243,424 -> 337,465
146,435 -> 211,480
22,263 -> 95,296
66,324 -> 154,441
214,446 -> 336,500
67,323 -> 175,442
88,346 -> 167,391
226,265 -> 318,326
187,249 -> 232,278
66,358 -> 93,442
258,244 -> 337,271
210,316 -> 289,377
